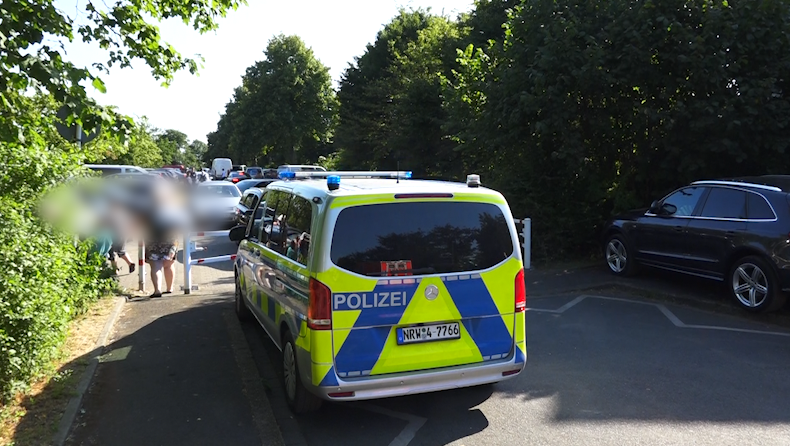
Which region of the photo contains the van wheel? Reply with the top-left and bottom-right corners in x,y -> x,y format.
604,234 -> 637,277
282,332 -> 323,413
729,256 -> 787,312
234,274 -> 252,322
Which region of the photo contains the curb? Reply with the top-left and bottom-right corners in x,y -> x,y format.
52,295 -> 126,446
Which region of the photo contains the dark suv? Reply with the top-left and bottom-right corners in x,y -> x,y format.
602,176 -> 790,312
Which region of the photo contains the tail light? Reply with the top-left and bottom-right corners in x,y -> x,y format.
308,278 -> 332,330
515,269 -> 526,312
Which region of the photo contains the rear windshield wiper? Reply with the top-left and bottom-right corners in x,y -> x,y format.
365,267 -> 437,277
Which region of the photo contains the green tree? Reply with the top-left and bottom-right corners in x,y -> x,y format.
445,0 -> 790,258
0,0 -> 244,401
335,9 -> 462,178
155,129 -> 189,165
1,0 -> 245,146
209,35 -> 337,166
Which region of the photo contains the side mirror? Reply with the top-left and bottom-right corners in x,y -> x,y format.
229,225 -> 247,242
649,200 -> 660,213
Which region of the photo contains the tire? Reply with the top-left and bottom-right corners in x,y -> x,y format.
604,234 -> 637,277
282,331 -> 323,413
234,273 -> 253,322
728,256 -> 787,312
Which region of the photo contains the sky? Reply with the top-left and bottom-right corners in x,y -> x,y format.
57,0 -> 475,143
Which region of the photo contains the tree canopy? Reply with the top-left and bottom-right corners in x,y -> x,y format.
205,34 -> 337,166
0,0 -> 242,402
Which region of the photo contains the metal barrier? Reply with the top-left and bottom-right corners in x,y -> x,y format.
138,239 -> 146,292
182,230 -> 236,294
514,218 -> 532,270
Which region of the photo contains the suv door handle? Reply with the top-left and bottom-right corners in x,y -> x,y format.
673,226 -> 684,232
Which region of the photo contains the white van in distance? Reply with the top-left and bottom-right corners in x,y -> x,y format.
211,158 -> 233,180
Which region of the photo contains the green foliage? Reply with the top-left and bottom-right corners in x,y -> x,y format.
338,0 -> 790,260
335,9 -> 462,178
0,0 -> 243,401
206,35 -> 338,167
0,0 -> 245,145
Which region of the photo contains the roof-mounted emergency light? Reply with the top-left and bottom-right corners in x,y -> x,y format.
279,171 -> 296,180
289,171 -> 412,180
327,175 -> 341,191
467,174 -> 481,188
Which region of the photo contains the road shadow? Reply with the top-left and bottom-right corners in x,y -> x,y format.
497,297 -> 790,424
242,322 -> 493,446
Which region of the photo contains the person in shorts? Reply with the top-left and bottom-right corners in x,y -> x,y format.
110,238 -> 135,274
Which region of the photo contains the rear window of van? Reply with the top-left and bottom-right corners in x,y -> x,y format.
331,202 -> 514,276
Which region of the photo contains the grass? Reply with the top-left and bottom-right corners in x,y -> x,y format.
0,295 -> 121,446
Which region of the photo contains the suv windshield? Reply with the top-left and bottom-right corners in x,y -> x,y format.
331,202 -> 514,276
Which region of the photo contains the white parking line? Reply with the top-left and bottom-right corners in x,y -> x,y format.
528,294 -> 790,338
354,403 -> 427,446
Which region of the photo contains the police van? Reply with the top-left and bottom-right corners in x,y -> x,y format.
229,171 -> 527,413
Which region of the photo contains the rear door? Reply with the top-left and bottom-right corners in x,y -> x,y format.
685,186 -> 748,277
325,200 -> 521,378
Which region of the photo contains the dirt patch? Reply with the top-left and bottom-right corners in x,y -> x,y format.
0,295 -> 122,446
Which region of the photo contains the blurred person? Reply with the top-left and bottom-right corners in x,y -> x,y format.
140,179 -> 185,297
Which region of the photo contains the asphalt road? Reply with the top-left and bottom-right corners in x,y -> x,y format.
68,235 -> 790,446
246,292 -> 790,446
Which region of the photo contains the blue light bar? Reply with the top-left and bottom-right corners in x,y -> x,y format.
327,175 -> 340,191
289,171 -> 413,180
279,171 -> 296,180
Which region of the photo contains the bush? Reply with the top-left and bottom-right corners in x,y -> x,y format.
0,196 -> 114,401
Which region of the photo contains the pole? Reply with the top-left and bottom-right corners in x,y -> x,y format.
138,239 -> 146,292
76,125 -> 82,150
183,231 -> 192,294
522,218 -> 531,270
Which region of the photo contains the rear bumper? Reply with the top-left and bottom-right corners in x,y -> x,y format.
310,354 -> 526,401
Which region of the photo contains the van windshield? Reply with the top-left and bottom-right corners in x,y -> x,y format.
331,202 -> 514,276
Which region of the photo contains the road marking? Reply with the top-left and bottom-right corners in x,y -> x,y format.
354,403 -> 427,446
528,294 -> 790,338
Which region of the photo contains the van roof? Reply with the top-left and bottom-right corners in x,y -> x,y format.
267,178 -> 505,203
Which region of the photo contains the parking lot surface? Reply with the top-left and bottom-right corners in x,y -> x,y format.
248,293 -> 790,446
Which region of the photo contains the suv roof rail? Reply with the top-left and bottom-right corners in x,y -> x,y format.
691,180 -> 783,192
280,170 -> 413,180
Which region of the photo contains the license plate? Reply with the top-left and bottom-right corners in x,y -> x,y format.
397,322 -> 460,345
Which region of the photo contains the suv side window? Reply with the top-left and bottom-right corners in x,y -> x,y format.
746,192 -> 775,220
660,187 -> 705,217
285,195 -> 313,265
700,187 -> 747,219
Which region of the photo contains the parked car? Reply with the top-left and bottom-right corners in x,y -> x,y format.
225,171 -> 249,184
246,166 -> 264,179
191,181 -> 242,229
276,164 -> 327,175
602,176 -> 790,312
235,187 -> 265,227
85,164 -> 147,176
235,179 -> 277,194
